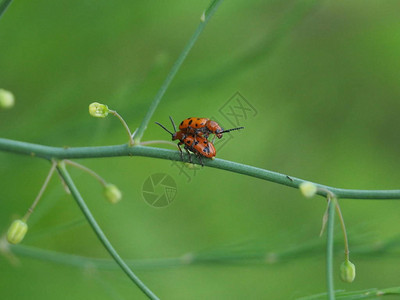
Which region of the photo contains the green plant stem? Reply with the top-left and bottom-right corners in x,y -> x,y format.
23,161 -> 57,221
56,163 -> 159,300
298,286 -> 400,299
8,231 -> 400,271
177,0 -> 322,94
326,197 -> 336,300
108,109 -> 134,146
56,170 -> 71,194
64,159 -> 107,186
0,0 -> 13,19
133,0 -> 224,144
1,138 -> 399,199
334,201 -> 349,261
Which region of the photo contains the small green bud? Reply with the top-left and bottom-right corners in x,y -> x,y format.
340,260 -> 356,283
0,89 -> 15,109
104,183 -> 122,204
299,182 -> 317,198
89,102 -> 109,118
7,219 -> 28,244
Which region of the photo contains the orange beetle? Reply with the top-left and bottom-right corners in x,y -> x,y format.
155,117 -> 216,166
179,117 -> 244,139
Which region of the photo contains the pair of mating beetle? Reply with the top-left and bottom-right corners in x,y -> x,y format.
156,117 -> 244,165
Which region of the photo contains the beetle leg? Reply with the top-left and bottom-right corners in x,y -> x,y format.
177,142 -> 184,161
184,147 -> 192,163
197,154 -> 204,167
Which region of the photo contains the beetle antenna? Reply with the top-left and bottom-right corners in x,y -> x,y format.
169,116 -> 177,132
155,122 -> 174,136
220,126 -> 244,134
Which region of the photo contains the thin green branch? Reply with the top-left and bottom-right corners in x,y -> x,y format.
1,235 -> 344,270
326,197 -> 336,300
64,159 -> 107,186
176,0 -> 323,94
1,138 -> 399,199
0,0 -> 13,19
7,231 -> 400,271
334,201 -> 349,261
108,109 -> 134,146
56,163 -> 159,300
133,0 -> 224,144
23,161 -> 57,221
299,286 -> 400,299
9,244 -> 185,270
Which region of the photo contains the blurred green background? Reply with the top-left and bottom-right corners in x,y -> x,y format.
1,0 -> 399,299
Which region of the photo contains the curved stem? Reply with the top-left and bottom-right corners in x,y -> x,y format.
326,196 -> 336,300
64,159 -> 107,186
23,161 -> 57,221
57,162 -> 159,300
133,0 -> 224,144
108,110 -> 134,146
9,232 -> 400,271
334,201 -> 349,260
1,138 -> 399,200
